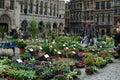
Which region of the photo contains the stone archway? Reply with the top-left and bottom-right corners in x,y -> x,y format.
53,22 -> 57,29
39,21 -> 44,32
21,20 -> 28,31
0,14 -> 11,33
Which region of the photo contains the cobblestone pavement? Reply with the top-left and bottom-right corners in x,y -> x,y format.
80,59 -> 120,80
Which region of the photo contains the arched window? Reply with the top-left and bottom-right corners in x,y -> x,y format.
50,3 -> 52,16
44,2 -> 48,15
0,0 -> 4,8
39,21 -> 44,32
10,0 -> 14,10
40,1 -> 43,15
35,0 -> 39,14
29,0 -> 33,13
53,22 -> 57,29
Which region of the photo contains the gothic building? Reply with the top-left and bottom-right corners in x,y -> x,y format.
0,0 -> 65,33
65,0 -> 82,35
94,0 -> 113,36
66,0 -> 120,36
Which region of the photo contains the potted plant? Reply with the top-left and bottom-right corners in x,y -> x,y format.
16,40 -> 27,54
85,66 -> 94,75
54,75 -> 67,80
84,53 -> 96,75
95,57 -> 107,68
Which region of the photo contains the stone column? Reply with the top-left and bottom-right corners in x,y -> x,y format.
14,0 -> 21,28
33,0 -> 36,15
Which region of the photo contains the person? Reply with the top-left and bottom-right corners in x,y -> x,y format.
113,28 -> 120,47
86,23 -> 94,43
82,36 -> 89,47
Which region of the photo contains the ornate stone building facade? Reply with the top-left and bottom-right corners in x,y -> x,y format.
94,0 -> 113,36
0,0 -> 65,33
65,0 -> 82,35
66,0 -> 120,36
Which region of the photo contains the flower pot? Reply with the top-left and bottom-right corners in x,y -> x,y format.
85,67 -> 94,75
19,48 -> 25,54
7,77 -> 14,80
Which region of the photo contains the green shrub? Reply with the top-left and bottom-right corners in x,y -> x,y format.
54,75 -> 67,80
7,69 -> 36,80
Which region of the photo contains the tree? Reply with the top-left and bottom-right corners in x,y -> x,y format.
29,19 -> 39,39
45,21 -> 51,38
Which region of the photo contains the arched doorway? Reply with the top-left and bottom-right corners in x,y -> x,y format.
53,22 -> 57,29
39,21 -> 44,32
0,14 -> 11,34
21,20 -> 28,31
101,29 -> 105,36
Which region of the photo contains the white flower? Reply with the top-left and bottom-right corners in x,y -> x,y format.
44,54 -> 49,58
72,51 -> 76,54
57,51 -> 62,54
39,46 -> 43,50
29,48 -> 33,52
65,47 -> 69,50
54,49 -> 57,52
74,44 -> 76,47
52,40 -> 55,44
50,45 -> 53,48
100,46 -> 102,48
63,44 -> 66,46
36,39 -> 38,41
46,39 -> 48,42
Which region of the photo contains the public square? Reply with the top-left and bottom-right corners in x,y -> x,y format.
1,0 -> 120,80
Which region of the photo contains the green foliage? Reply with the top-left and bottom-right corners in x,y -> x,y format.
44,21 -> 51,38
37,65 -> 53,79
16,40 -> 27,48
85,66 -> 99,75
84,53 -> 95,67
25,45 -> 40,52
7,69 -> 36,80
20,53 -> 31,60
29,19 -> 39,38
0,26 -> 6,40
67,71 -> 77,79
29,58 -> 36,64
95,57 -> 107,68
54,75 -> 67,80
0,64 -> 10,74
0,58 -> 11,65
105,56 -> 114,63
73,69 -> 81,75
46,21 -> 51,29
9,63 -> 32,70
